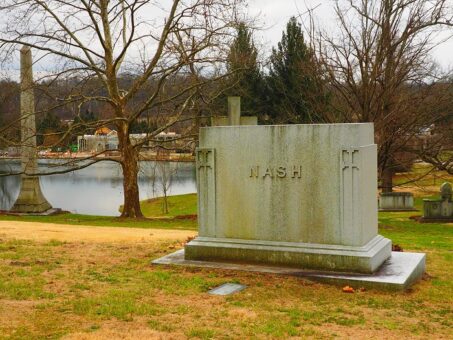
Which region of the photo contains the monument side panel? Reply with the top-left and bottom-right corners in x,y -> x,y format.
360,144 -> 378,243
196,148 -> 216,237
340,147 -> 360,246
339,144 -> 378,246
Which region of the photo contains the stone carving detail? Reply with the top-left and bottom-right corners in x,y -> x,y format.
197,149 -> 214,170
196,148 -> 216,236
340,147 -> 360,236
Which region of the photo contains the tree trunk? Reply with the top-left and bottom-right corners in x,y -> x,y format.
381,167 -> 393,193
120,143 -> 143,218
162,181 -> 169,214
162,194 -> 169,215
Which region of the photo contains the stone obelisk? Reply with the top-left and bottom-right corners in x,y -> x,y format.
10,46 -> 52,213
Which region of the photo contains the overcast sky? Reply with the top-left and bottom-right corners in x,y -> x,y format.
1,0 -> 452,77
248,0 -> 453,70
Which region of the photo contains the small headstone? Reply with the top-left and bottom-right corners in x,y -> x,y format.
422,182 -> 453,222
379,192 -> 416,211
440,182 -> 452,200
208,283 -> 246,296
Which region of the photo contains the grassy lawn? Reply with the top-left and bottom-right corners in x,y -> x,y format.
140,193 -> 197,218
393,163 -> 453,195
0,194 -> 198,230
0,168 -> 452,338
0,199 -> 451,338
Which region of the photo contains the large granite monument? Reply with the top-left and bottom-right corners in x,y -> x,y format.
186,123 -> 391,273
10,47 -> 52,213
155,123 -> 426,290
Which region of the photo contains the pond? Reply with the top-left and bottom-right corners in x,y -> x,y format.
0,160 -> 196,216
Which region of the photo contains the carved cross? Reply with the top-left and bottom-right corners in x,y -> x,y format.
198,149 -> 212,170
341,147 -> 360,231
342,148 -> 360,171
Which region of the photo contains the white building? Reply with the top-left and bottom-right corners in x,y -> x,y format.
77,128 -> 180,152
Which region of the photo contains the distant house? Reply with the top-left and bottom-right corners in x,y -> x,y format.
77,129 -> 180,153
77,127 -> 119,152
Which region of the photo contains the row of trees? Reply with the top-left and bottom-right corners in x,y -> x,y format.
0,0 -> 452,217
225,0 -> 453,191
0,0 -> 249,218
224,18 -> 330,124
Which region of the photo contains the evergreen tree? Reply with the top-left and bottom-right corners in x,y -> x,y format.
266,17 -> 329,124
37,111 -> 63,145
73,110 -> 98,132
225,22 -> 264,117
70,110 -> 99,143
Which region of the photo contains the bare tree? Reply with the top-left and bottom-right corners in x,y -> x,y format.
155,161 -> 178,214
315,0 -> 453,191
0,0 -> 245,217
418,93 -> 453,175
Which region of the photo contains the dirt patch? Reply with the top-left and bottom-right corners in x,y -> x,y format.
63,324 -> 184,340
0,221 -> 197,243
174,214 -> 197,221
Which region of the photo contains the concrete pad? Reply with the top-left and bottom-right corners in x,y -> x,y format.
152,250 -> 425,291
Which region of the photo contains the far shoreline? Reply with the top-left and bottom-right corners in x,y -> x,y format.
0,153 -> 195,163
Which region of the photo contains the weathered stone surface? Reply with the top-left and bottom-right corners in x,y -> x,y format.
227,96 -> 241,126
379,192 -> 416,211
3,208 -> 61,216
186,123 -> 392,273
211,116 -> 258,126
154,249 -> 426,291
186,235 -> 391,274
210,96 -> 258,127
11,177 -> 52,213
422,182 -> 453,222
208,283 -> 246,295
11,46 -> 52,213
440,182 -> 452,200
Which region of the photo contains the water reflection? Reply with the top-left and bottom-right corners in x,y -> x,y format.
0,160 -> 196,216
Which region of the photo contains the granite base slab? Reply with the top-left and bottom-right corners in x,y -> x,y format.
152,250 -> 426,291
0,208 -> 63,216
184,236 -> 392,274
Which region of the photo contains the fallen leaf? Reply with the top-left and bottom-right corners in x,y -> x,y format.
342,286 -> 354,293
392,244 -> 403,252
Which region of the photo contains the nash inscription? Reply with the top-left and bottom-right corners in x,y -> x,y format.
249,166 -> 302,179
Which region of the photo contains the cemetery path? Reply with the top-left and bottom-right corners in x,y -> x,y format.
0,221 -> 196,243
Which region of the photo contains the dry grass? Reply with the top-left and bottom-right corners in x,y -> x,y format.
393,163 -> 453,197
0,218 -> 451,339
0,221 -> 196,244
